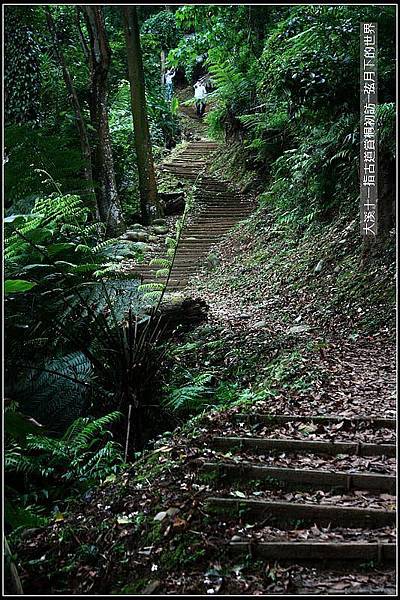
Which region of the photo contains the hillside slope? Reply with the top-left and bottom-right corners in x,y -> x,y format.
15,139 -> 396,595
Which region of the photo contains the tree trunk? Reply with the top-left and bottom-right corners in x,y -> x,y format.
160,49 -> 166,89
46,8 -> 99,219
122,6 -> 163,225
147,297 -> 208,332
82,6 -> 125,237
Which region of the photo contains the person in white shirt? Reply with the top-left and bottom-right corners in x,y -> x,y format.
194,81 -> 207,117
165,68 -> 176,101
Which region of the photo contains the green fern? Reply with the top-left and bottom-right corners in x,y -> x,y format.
138,282 -> 165,293
156,268 -> 169,278
149,257 -> 171,268
164,372 -> 215,412
142,290 -> 163,303
6,411 -> 123,487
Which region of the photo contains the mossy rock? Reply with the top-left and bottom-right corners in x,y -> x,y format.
152,218 -> 167,226
152,226 -> 169,235
125,231 -> 149,242
131,242 -> 150,252
129,223 -> 145,230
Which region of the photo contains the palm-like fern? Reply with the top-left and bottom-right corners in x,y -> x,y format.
6,411 -> 123,486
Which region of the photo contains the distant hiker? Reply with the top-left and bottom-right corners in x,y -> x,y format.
164,68 -> 176,101
194,80 -> 207,117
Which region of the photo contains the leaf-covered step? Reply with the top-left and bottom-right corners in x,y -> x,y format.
233,414 -> 396,429
205,497 -> 396,527
212,437 -> 396,457
228,541 -> 396,564
200,462 -> 396,493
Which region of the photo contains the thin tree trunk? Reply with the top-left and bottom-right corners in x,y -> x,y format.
160,49 -> 166,89
82,6 -> 125,237
4,538 -> 23,595
45,8 -> 99,219
122,6 -> 162,225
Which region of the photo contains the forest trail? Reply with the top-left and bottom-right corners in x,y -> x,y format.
130,137 -> 396,590
153,341 -> 396,593
134,111 -> 396,586
197,413 -> 396,566
137,136 -> 254,291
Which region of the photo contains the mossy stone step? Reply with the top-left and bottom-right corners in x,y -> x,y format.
228,541 -> 396,564
205,497 -> 396,527
212,436 -> 396,457
200,461 -> 396,493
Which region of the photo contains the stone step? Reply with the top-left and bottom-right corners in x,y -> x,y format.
205,497 -> 396,527
200,462 -> 396,493
233,414 -> 397,429
228,541 -> 396,564
184,223 -> 247,229
212,437 -> 396,457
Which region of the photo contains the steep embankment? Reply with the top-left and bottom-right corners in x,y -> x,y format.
16,124 -> 396,595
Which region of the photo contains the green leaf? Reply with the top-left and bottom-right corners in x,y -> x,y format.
4,215 -> 27,224
47,243 -> 75,256
4,412 -> 44,440
4,279 -> 37,294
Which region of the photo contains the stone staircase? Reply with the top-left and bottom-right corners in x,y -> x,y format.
197,412 -> 396,569
137,139 -> 254,292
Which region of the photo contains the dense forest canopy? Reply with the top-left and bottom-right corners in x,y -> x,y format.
3,4 -> 396,595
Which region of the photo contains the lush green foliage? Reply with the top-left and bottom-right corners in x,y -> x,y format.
141,10 -> 179,51
3,5 -> 396,556
179,4 -> 395,224
5,408 -> 123,531
4,7 -> 41,124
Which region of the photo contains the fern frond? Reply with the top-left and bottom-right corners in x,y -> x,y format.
149,258 -> 171,268
156,268 -> 169,278
138,282 -> 165,292
165,236 -> 177,249
142,291 -> 163,303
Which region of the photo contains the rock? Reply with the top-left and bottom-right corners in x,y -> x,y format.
288,324 -> 311,334
206,253 -> 221,270
148,235 -> 159,242
253,320 -> 267,329
148,297 -> 208,332
152,218 -> 166,226
231,535 -> 242,542
132,242 -> 150,252
314,259 -> 324,273
125,231 -> 149,242
166,507 -> 180,518
129,223 -> 145,230
152,226 -> 169,235
334,265 -> 340,273
154,511 -> 167,522
166,292 -> 185,304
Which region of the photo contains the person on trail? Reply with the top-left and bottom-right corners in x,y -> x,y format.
194,80 -> 207,118
164,68 -> 176,101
